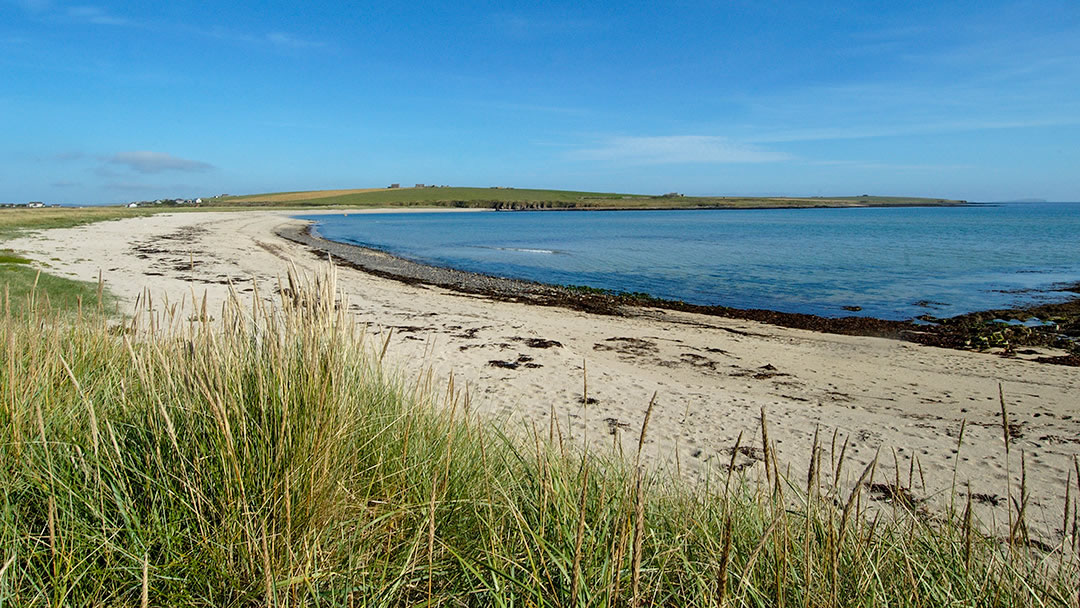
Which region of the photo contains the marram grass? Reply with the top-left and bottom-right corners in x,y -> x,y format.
1,268 -> 1077,607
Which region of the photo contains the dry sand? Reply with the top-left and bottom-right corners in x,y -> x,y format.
11,209 -> 1079,541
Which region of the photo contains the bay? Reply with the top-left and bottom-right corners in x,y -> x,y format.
303,203 -> 1080,320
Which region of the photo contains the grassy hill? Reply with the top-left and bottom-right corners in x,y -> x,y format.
218,187 -> 965,209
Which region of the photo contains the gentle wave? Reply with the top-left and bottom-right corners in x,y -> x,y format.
477,246 -> 559,254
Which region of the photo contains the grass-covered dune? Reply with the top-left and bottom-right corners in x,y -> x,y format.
219,187 -> 965,210
1,268 -> 1074,606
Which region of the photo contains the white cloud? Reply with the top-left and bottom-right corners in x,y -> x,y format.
568,135 -> 790,164
108,151 -> 214,174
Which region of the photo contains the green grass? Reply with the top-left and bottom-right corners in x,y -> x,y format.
0,210 -> 131,316
0,206 -> 167,239
0,205 -> 247,317
1,267 -> 1074,606
222,186 -> 648,208
0,249 -> 113,318
0,250 -> 31,265
218,187 -> 965,209
0,263 -> 113,317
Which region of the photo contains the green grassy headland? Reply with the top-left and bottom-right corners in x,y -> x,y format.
219,186 -> 966,209
0,268 -> 1074,606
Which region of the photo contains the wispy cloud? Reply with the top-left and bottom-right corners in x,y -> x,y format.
466,99 -> 588,116
66,5 -> 135,26
107,151 -> 215,174
186,24 -> 325,51
265,31 -> 323,49
0,34 -> 32,47
103,180 -> 202,197
104,181 -> 157,192
749,117 -> 1080,144
14,0 -> 52,12
721,14 -> 1080,148
808,159 -> 976,171
13,1 -> 138,26
42,150 -> 86,162
489,12 -> 598,38
15,3 -> 317,50
568,136 -> 790,164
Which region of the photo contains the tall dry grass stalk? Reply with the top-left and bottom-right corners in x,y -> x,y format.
0,266 -> 1077,606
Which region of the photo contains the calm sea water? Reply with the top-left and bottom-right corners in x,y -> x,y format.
304,203 -> 1080,320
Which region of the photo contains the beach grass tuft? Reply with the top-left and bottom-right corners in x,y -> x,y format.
1,267 -> 1076,606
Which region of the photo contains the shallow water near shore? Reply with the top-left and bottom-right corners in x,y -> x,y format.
304,202 -> 1080,320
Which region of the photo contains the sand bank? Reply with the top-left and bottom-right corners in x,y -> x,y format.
10,209 -> 1079,540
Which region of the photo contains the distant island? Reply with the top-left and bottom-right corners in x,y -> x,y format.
210,186 -> 967,210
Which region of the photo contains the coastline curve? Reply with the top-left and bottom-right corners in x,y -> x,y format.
279,221 -> 1079,365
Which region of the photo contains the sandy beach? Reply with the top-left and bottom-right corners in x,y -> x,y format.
11,209 -> 1079,541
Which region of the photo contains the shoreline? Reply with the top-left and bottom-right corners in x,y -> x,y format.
7,209 -> 1079,541
280,222 -> 1080,366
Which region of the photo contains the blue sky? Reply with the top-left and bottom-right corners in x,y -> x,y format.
2,0 -> 1078,204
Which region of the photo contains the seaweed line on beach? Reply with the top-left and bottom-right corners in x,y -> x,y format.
278,224 -> 1080,365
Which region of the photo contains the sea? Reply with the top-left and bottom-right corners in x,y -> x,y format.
302,202 -> 1080,320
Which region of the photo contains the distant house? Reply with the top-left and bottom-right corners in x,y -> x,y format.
27,202 -> 45,208
128,202 -> 139,208
195,198 -> 203,204
415,184 -> 425,188
389,183 -> 400,189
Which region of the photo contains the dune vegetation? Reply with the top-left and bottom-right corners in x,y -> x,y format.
0,249 -> 114,318
0,206 -> 167,240
0,206 -> 136,318
1,264 -> 1075,607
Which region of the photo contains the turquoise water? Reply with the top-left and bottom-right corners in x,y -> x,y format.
304,203 -> 1080,320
